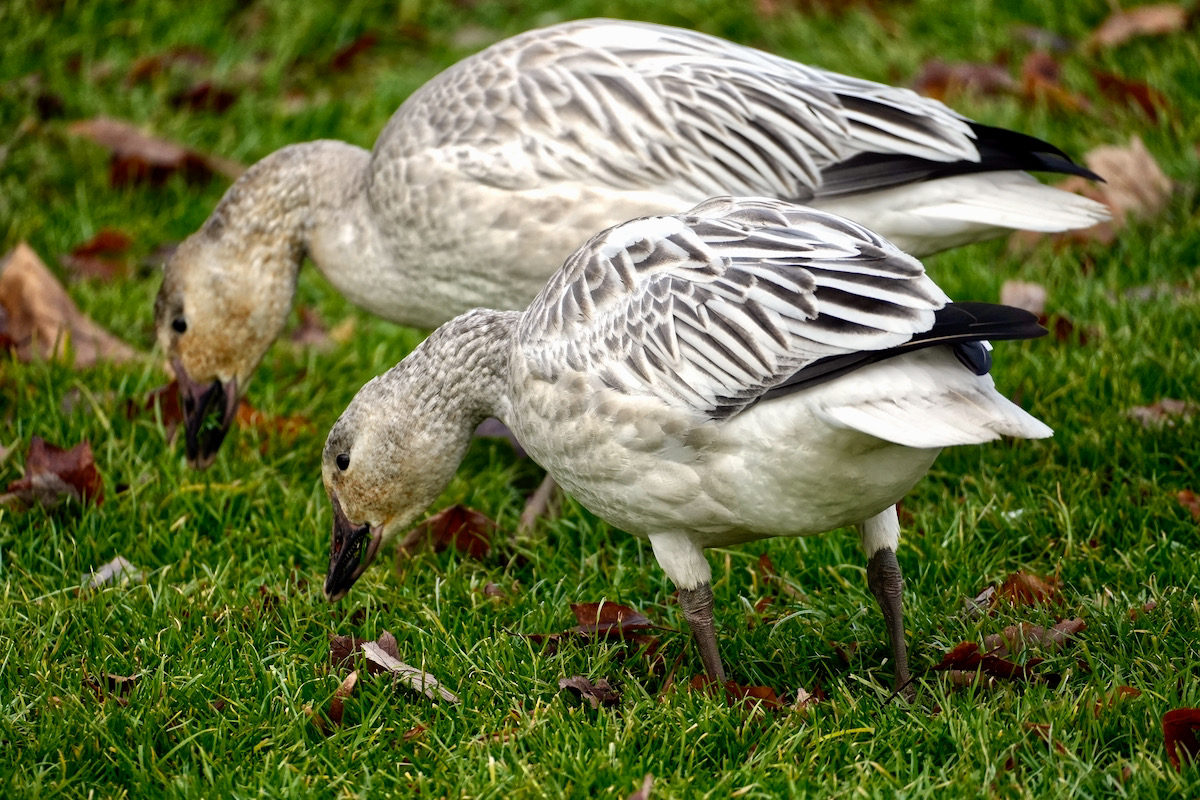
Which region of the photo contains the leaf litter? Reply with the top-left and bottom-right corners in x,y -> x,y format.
397,505 -> 496,560
2,436 -> 104,508
328,630 -> 459,704
558,675 -> 621,709
0,242 -> 139,368
1164,708 -> 1200,771
69,116 -> 243,186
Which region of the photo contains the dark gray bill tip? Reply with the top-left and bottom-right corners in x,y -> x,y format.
325,493 -> 376,602
173,359 -> 238,470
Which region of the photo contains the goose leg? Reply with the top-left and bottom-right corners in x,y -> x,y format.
678,583 -> 726,682
860,507 -> 913,699
518,473 -> 559,532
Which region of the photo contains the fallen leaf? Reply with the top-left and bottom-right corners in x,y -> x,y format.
1020,51 -> 1089,111
3,436 -> 104,508
126,46 -> 213,84
288,306 -> 330,347
69,116 -> 243,186
403,723 -> 427,741
1127,398 -> 1196,428
125,381 -> 186,440
0,242 -> 139,367
627,773 -> 654,800
170,81 -> 238,114
360,640 -> 460,703
997,571 -> 1059,607
963,586 -> 997,618
1083,137 -> 1173,224
1094,685 -> 1142,716
1164,708 -> 1200,771
1024,722 -> 1069,755
328,670 -> 358,726
755,552 -> 806,599
60,229 -> 132,280
913,59 -> 1015,101
84,669 -> 138,705
1179,491 -> 1200,521
1087,4 -> 1189,50
933,640 -> 1043,683
688,675 -> 787,711
1129,600 -> 1157,620
398,505 -> 495,560
558,675 -> 621,709
482,582 -> 507,598
982,618 -> 1086,657
331,33 -> 379,71
85,556 -> 142,589
1092,70 -> 1171,121
571,601 -> 655,638
999,281 -> 1047,317
234,401 -> 313,440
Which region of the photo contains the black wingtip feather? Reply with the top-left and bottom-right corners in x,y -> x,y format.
753,302 -> 1047,405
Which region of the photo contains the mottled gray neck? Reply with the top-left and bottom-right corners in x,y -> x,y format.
200,140 -> 372,282
407,309 -> 522,429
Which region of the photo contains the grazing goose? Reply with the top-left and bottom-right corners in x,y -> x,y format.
320,196 -> 1052,692
155,17 -> 1103,468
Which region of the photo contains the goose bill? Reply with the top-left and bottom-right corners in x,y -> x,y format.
325,493 -> 383,602
173,359 -> 238,470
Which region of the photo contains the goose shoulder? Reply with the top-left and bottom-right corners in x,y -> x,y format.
369,18 -> 978,200
516,196 -> 950,420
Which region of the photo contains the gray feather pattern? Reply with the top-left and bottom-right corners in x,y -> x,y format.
519,197 -> 949,418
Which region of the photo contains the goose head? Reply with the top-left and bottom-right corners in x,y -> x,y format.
155,219 -> 301,469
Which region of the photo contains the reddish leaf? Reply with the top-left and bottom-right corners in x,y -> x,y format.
331,33 -> 379,71
1130,600 -> 1158,620
997,572 -> 1058,607
1087,5 -> 1189,50
1094,685 -> 1142,716
289,306 -> 330,347
1093,70 -> 1171,121
1164,708 -> 1200,771
170,81 -> 239,114
328,670 -> 358,726
558,675 -> 621,708
1020,51 -> 1089,111
68,116 -> 243,187
688,675 -> 786,711
913,59 -> 1014,101
1178,491 -> 1200,521
0,243 -> 139,367
234,401 -> 314,440
571,601 -> 654,638
482,582 -> 508,598
983,618 -> 1086,656
627,773 -> 654,800
1025,722 -> 1069,755
126,46 -> 213,84
60,229 -> 132,280
125,381 -> 186,439
1127,398 -> 1196,428
4,436 -> 104,507
398,505 -> 495,559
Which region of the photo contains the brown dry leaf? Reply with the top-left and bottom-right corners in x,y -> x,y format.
360,640 -> 460,703
983,618 -> 1086,657
933,640 -> 1044,683
999,281 -> 1048,317
1094,685 -> 1142,716
289,306 -> 330,347
627,773 -> 654,800
398,505 -> 495,559
170,81 -> 238,114
913,59 -> 1015,101
60,229 -> 132,280
1020,51 -> 1089,111
234,401 -> 314,440
328,670 -> 358,726
688,675 -> 787,711
1178,491 -> 1200,521
963,586 -> 997,618
85,556 -> 142,589
403,723 -> 427,741
1087,4 -> 1189,50
1129,600 -> 1157,620
85,670 -> 139,705
558,675 -> 621,709
69,116 -> 243,186
1164,708 -> 1200,771
1092,71 -> 1172,121
1127,398 -> 1196,428
3,436 -> 104,508
125,381 -> 186,440
997,571 -> 1059,607
331,33 -> 379,71
571,601 -> 655,639
126,46 -> 213,84
482,582 -> 508,598
0,243 -> 139,368
1084,137 -> 1173,224
1024,722 -> 1069,755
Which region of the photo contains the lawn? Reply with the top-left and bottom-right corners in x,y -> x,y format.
2,0 -> 1199,797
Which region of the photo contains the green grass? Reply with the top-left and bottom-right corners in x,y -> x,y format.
3,0 -> 1200,797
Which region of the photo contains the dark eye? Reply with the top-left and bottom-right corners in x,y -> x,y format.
336,453 -> 350,471
172,317 -> 187,334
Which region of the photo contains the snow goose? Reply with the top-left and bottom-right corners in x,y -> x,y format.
156,17 -> 1101,468
320,196 -> 1052,692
